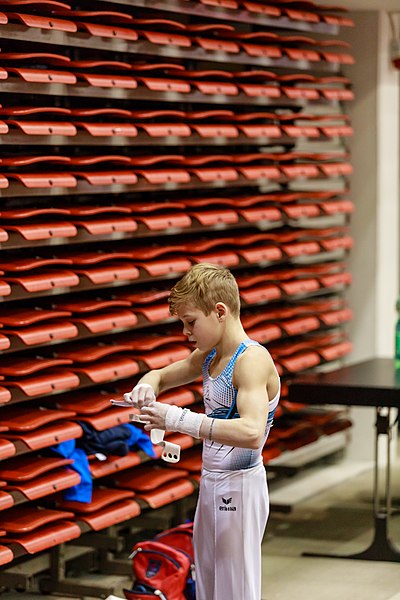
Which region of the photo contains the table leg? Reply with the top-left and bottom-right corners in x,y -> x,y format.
303,514 -> 400,562
303,407 -> 400,562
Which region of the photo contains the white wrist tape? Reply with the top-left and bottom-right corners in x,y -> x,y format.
165,405 -> 205,439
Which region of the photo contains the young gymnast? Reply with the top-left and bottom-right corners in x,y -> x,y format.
123,263 -> 280,600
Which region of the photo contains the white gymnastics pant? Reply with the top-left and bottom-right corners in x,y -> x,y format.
193,462 -> 269,600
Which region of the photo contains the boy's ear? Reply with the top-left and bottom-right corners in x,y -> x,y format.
215,302 -> 227,319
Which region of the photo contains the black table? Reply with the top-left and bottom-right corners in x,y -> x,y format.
288,357 -> 400,562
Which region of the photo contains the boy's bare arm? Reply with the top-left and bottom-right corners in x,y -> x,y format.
198,346 -> 275,448
124,348 -> 206,407
140,346 -> 278,450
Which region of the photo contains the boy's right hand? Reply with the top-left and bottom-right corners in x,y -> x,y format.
123,383 -> 156,409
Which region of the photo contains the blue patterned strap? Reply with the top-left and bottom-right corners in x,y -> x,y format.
220,340 -> 262,420
226,340 -> 280,420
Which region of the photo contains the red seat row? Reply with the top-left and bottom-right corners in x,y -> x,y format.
0,3 -> 355,49
0,51 -> 354,105
0,229 -> 353,300
0,197 -> 353,246
0,105 -> 354,140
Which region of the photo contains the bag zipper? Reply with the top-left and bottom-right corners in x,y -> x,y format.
129,547 -> 182,570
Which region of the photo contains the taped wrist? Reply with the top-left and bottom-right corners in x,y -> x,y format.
165,405 -> 205,439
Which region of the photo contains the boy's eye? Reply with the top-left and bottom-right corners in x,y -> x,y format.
188,320 -> 195,326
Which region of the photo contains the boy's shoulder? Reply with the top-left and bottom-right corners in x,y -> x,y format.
236,342 -> 276,370
233,344 -> 277,388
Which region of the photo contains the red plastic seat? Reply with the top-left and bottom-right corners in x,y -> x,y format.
6,67 -> 77,85
0,455 -> 74,482
239,282 -> 282,305
2,370 -> 80,400
1,520 -> 81,555
75,405 -> 130,431
283,7 -> 320,24
278,351 -> 321,373
137,122 -> 190,138
135,212 -> 191,231
241,2 -> 281,17
2,421 -> 83,451
0,543 -> 14,565
281,316 -> 320,336
69,309 -> 138,334
0,490 -> 13,510
322,417 -> 352,435
135,257 -> 191,278
318,341 -> 352,362
2,322 -> 78,347
71,216 -> 138,235
5,270 -> 80,294
0,406 -> 76,430
192,123 -> 238,138
0,439 -> 16,459
3,221 -> 78,241
247,322 -> 282,344
135,479 -> 195,509
0,355 -> 73,378
135,303 -> 170,323
89,451 -> 142,479
4,469 -> 81,502
138,29 -> 191,48
113,464 -> 189,492
0,334 -> 10,350
1,505 -> 75,533
56,390 -> 124,416
74,263 -> 140,286
71,356 -> 140,384
189,208 -> 239,226
56,488 -> 141,531
72,498 -> 140,530
199,0 -> 238,8
262,444 -> 281,464
319,307 -> 353,327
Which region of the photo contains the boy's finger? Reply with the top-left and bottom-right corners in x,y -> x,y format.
123,392 -> 135,405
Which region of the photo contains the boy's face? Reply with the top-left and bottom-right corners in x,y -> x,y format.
176,303 -> 221,352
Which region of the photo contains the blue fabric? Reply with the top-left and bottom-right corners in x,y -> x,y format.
50,423 -> 155,504
125,423 -> 157,458
78,422 -> 132,456
125,423 -> 156,458
77,422 -> 156,458
50,439 -> 92,503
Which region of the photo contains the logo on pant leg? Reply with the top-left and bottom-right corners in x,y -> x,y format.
219,496 -> 236,511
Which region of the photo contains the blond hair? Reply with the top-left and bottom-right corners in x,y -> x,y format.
169,263 -> 240,317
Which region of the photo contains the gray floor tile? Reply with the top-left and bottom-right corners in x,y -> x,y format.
262,454 -> 400,600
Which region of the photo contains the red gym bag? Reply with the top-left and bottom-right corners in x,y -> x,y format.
124,539 -> 192,600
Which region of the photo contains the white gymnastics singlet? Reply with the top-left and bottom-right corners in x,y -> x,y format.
193,339 -> 280,600
201,339 -> 280,471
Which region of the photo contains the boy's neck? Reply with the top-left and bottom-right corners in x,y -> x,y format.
214,317 -> 249,359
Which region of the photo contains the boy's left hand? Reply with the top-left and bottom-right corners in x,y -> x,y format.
140,401 -> 169,431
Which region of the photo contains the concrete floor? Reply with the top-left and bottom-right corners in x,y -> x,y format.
2,454 -> 399,600
262,459 -> 400,600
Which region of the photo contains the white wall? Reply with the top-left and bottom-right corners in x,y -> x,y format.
375,12 -> 400,357
341,12 -> 400,461
343,11 -> 400,362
